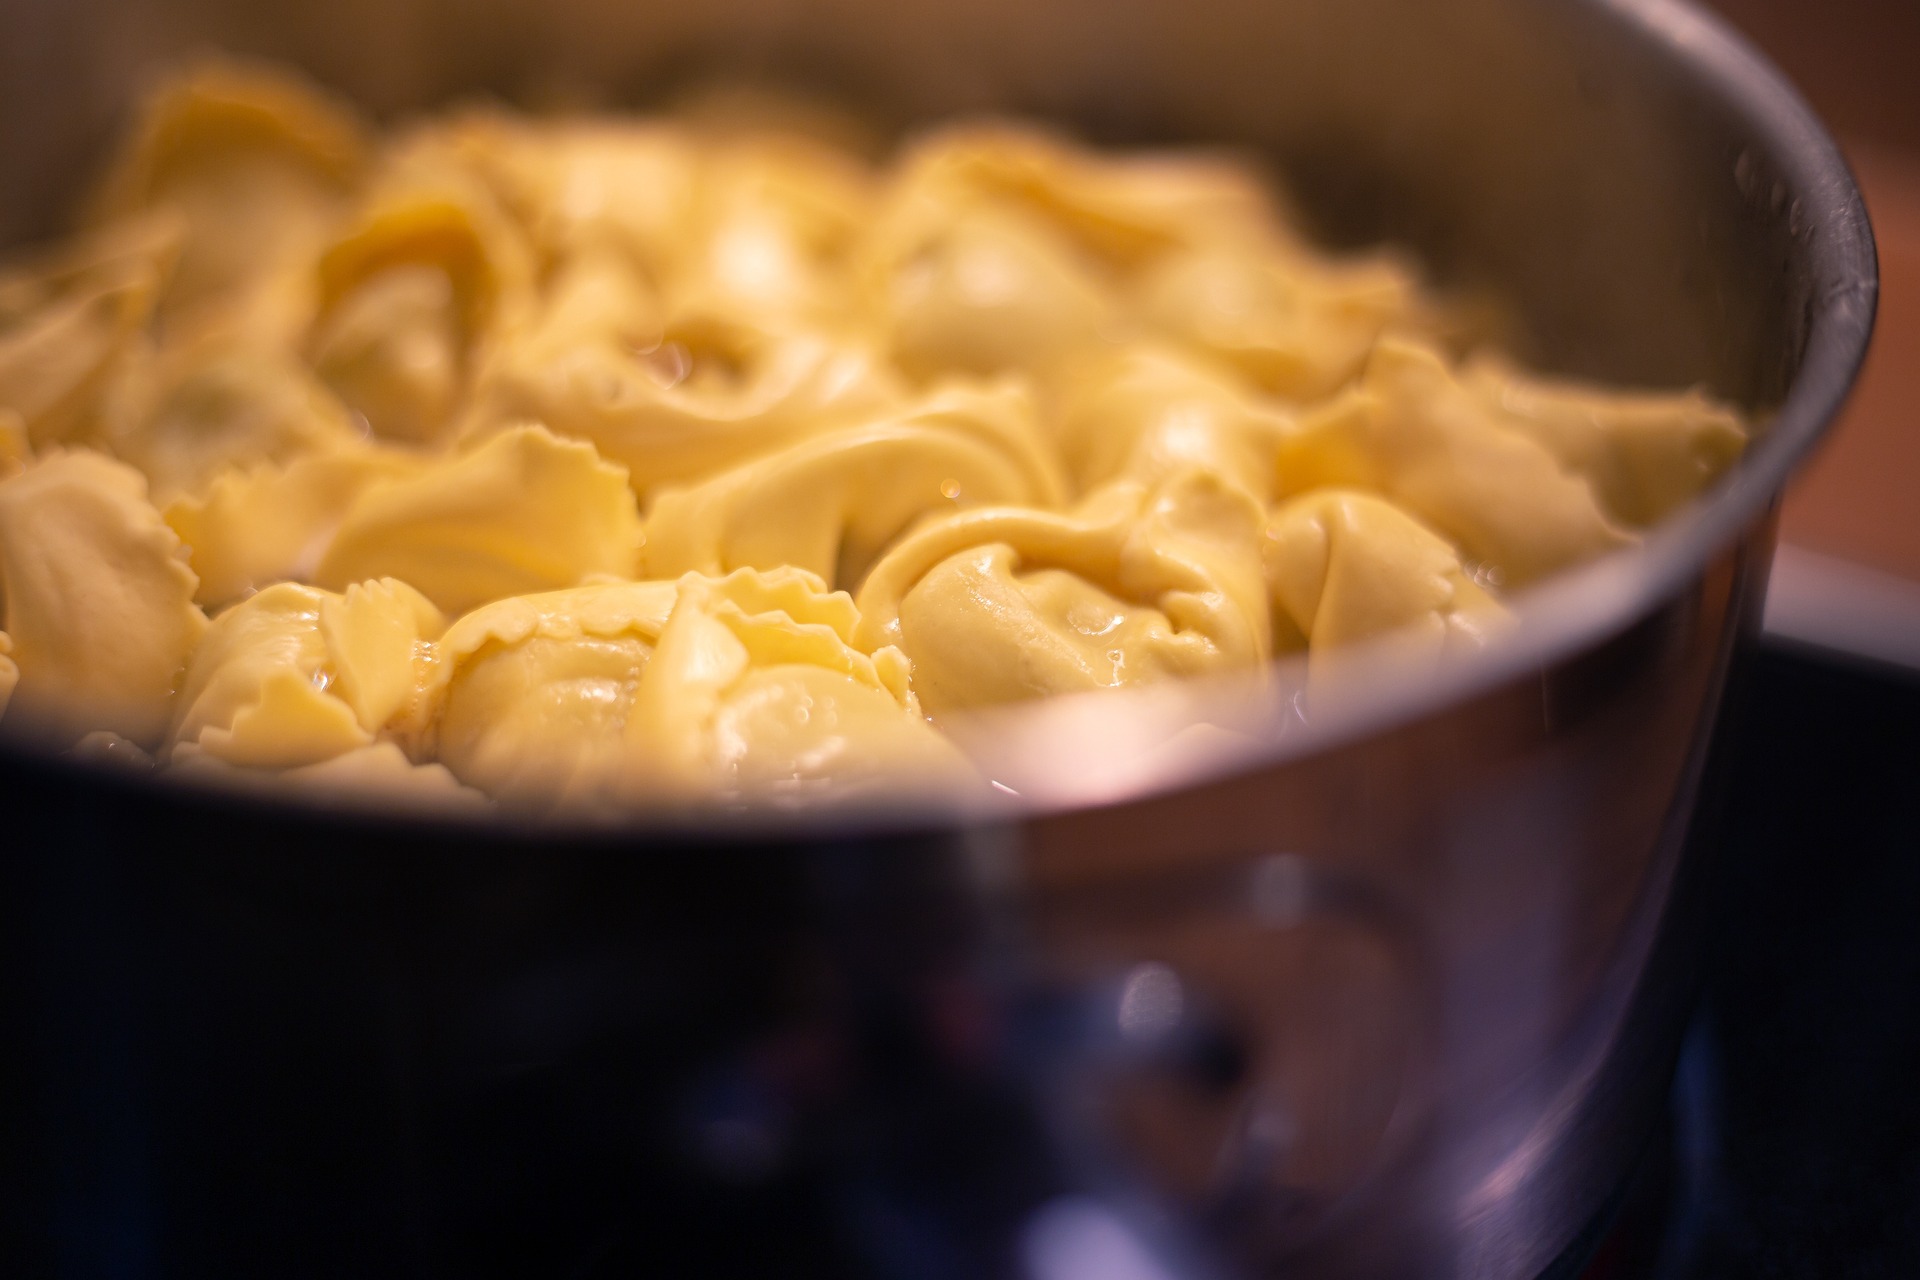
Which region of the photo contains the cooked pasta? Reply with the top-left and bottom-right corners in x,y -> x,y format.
0,59 -> 1750,811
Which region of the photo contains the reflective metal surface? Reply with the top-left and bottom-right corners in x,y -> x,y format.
0,2 -> 1877,1277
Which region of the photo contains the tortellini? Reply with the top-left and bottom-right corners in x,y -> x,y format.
165,445 -> 426,606
855,471 -> 1270,715
1051,345 -> 1289,500
1463,356 -> 1749,527
0,218 -> 174,451
314,423 -> 644,615
107,334 -> 364,501
1277,339 -> 1637,587
310,163 -> 535,444
0,450 -> 206,745
170,578 -> 442,769
429,568 -> 969,812
88,59 -> 367,336
1264,490 -> 1510,662
0,60 -> 1752,813
643,380 -> 1066,589
465,254 -> 903,499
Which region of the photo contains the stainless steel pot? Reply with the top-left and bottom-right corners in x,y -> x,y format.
0,1 -> 1876,1277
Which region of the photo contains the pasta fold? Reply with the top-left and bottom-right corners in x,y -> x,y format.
171,740 -> 488,813
1051,345 -> 1289,500
315,423 -> 644,616
309,164 -> 535,444
0,451 -> 206,745
169,578 -> 442,769
430,568 -> 968,811
467,255 -> 902,496
643,380 -> 1066,588
0,218 -> 174,450
1276,339 -> 1634,586
1264,489 -> 1510,661
105,334 -> 364,501
90,59 -> 367,334
855,470 -> 1270,714
1464,357 -> 1749,527
166,446 -> 427,606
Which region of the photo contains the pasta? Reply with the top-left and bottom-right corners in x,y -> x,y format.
0,60 -> 1751,812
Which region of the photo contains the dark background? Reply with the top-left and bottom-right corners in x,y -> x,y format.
1649,639 -> 1920,1279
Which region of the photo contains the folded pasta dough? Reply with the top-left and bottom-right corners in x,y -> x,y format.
860,123 -> 1304,383
169,578 -> 443,769
879,124 -> 1276,273
309,164 -> 535,444
855,470 -> 1270,714
871,203 -> 1117,383
624,570 -> 970,803
1051,345 -> 1289,500
166,446 -> 426,606
1135,241 -> 1427,404
0,630 -> 16,719
105,334 -> 364,501
1465,357 -> 1749,527
643,380 -> 1066,589
89,60 -> 367,333
430,568 -> 967,810
467,254 -> 902,496
0,218 -> 174,450
444,115 -> 700,277
671,135 -> 877,321
1264,490 -> 1510,662
315,423 -> 644,616
170,740 -> 488,814
1277,339 -> 1634,587
0,451 -> 206,745
427,578 -> 678,809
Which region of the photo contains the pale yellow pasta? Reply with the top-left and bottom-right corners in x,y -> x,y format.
431,568 -> 968,812
672,135 -> 877,321
105,333 -> 364,501
314,423 -> 644,616
89,59 -> 367,336
165,445 -> 427,607
1135,242 -> 1427,404
642,380 -> 1066,589
0,218 -> 173,451
0,450 -> 206,745
1264,489 -> 1510,659
0,63 -> 1753,812
1277,339 -> 1636,587
465,254 -> 903,498
467,118 -> 701,275
309,164 -> 535,444
855,470 -> 1269,715
1464,356 -> 1748,527
1050,345 -> 1290,500
169,578 -> 441,769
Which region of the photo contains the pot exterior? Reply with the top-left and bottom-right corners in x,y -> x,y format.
1020,527 -> 1775,1277
0,0 -> 1872,1276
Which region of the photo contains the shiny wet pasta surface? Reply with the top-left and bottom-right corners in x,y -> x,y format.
0,60 -> 1749,814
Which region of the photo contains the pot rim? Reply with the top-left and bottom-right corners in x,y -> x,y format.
0,0 -> 1879,843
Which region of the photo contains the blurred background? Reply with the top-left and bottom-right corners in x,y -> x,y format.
1652,8 -> 1920,1278
1713,0 -> 1920,585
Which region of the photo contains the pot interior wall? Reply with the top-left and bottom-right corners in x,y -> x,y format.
0,0 -> 1810,403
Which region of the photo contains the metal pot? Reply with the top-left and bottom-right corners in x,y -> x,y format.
0,1 -> 1876,1277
